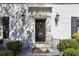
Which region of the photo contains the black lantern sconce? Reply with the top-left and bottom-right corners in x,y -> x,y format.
55,13 -> 60,26
21,10 -> 26,25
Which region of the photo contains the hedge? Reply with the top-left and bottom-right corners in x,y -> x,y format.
0,45 -> 6,51
6,41 -> 23,55
63,48 -> 79,56
57,39 -> 79,52
72,33 -> 79,43
0,50 -> 13,56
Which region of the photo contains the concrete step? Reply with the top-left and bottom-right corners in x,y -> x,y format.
18,48 -> 60,56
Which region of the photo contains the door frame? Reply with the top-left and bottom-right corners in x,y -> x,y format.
30,15 -> 51,48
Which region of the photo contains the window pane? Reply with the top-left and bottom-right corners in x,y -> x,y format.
2,17 -> 9,38
77,18 -> 79,27
71,17 -> 77,35
77,17 -> 79,32
0,17 -> 3,39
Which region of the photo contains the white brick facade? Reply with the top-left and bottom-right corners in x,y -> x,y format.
0,4 -> 79,49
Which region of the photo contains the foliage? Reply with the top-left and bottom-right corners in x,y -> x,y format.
63,48 -> 79,56
72,33 -> 79,39
57,39 -> 79,52
57,40 -> 65,52
6,41 -> 22,55
0,45 -> 6,51
72,33 -> 79,43
0,50 -> 13,56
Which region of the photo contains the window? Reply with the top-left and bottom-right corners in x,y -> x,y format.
2,17 -> 9,38
77,17 -> 79,32
0,17 -> 9,39
71,17 -> 79,37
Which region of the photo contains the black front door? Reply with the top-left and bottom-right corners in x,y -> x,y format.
35,19 -> 46,42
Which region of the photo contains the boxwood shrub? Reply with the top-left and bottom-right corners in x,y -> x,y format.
6,41 -> 23,55
63,48 -> 79,56
0,45 -> 6,51
57,39 -> 79,52
72,33 -> 79,43
0,50 -> 13,56
57,40 -> 65,52
72,33 -> 79,39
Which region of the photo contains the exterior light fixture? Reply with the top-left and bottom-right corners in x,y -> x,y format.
55,13 -> 60,26
21,10 -> 26,25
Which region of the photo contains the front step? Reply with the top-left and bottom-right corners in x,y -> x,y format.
32,47 -> 49,53
30,48 -> 60,56
18,47 -> 60,56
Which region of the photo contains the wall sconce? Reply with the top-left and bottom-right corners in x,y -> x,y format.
55,13 -> 60,26
21,11 -> 26,25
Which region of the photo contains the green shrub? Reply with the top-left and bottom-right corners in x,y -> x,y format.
76,39 -> 79,44
57,39 -> 79,52
0,45 -> 5,51
72,33 -> 79,39
6,41 -> 22,55
72,33 -> 79,43
57,40 -> 65,52
0,50 -> 13,56
63,48 -> 79,56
